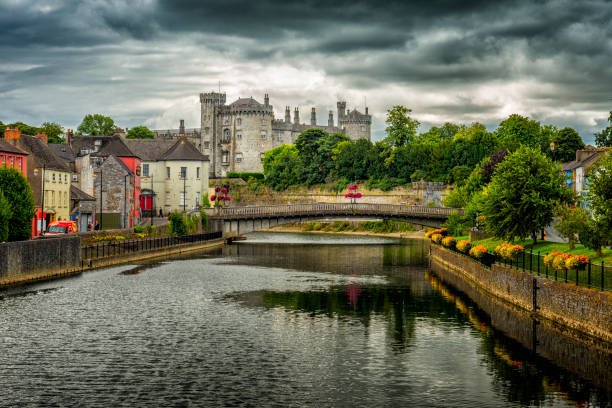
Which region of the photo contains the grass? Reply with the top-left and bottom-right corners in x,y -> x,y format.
469,236 -> 612,266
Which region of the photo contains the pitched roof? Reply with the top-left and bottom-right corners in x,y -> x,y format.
70,184 -> 95,201
100,154 -> 134,176
8,135 -> 70,172
229,97 -> 261,107
49,144 -> 75,162
124,139 -> 175,161
71,135 -> 138,158
160,138 -> 209,161
0,139 -> 28,155
562,148 -> 610,171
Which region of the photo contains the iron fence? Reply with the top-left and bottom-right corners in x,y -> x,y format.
81,231 -> 222,261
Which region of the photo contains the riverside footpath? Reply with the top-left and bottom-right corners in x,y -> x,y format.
0,231 -> 224,289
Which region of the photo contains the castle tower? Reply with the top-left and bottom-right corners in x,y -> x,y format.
294,108 -> 300,125
310,108 -> 316,126
285,106 -> 291,124
200,91 -> 226,177
179,119 -> 185,135
328,111 -> 334,128
264,93 -> 269,106
337,101 -> 347,125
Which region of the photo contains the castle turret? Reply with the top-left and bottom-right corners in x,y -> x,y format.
264,93 -> 269,106
337,101 -> 346,123
285,106 -> 291,124
328,111 -> 334,128
311,107 -> 316,126
294,108 -> 300,125
179,119 -> 185,135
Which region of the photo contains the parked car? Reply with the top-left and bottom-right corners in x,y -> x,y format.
44,221 -> 77,235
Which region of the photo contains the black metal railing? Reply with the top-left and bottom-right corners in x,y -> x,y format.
433,243 -> 611,292
81,231 -> 222,261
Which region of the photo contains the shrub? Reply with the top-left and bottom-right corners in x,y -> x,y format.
202,193 -> 211,208
169,212 -> 187,236
133,225 -> 144,233
312,222 -> 323,230
0,190 -> 12,242
431,233 -> 443,244
0,167 -> 35,241
146,225 -> 156,235
494,243 -> 524,261
227,172 -> 264,182
441,236 -> 456,249
443,211 -> 470,236
456,240 -> 472,254
302,222 -> 314,231
469,245 -> 487,259
200,209 -> 208,231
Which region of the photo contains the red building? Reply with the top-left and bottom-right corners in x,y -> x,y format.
0,137 -> 28,176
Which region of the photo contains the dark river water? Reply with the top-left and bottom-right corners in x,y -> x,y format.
1,232 -> 611,407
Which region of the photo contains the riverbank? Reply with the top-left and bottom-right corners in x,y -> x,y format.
262,223 -> 427,239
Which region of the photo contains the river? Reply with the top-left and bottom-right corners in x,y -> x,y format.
0,232 -> 610,407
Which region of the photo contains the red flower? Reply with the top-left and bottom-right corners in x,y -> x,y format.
225,196 -> 231,201
345,193 -> 350,198
348,184 -> 357,190
215,187 -> 220,193
221,188 -> 228,194
355,192 -> 362,198
210,195 -> 216,201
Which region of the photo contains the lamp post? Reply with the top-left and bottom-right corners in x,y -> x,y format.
33,164 -> 46,235
150,173 -> 154,226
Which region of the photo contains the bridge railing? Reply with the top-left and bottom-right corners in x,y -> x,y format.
213,203 -> 463,218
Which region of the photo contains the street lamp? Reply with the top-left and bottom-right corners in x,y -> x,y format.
124,174 -> 129,229
33,164 -> 46,235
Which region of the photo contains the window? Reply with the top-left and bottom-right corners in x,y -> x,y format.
51,191 -> 55,205
237,118 -> 242,126
236,153 -> 243,163
52,173 -> 56,182
360,125 -> 366,132
72,174 -> 78,182
237,133 -> 242,140
17,158 -> 22,170
166,167 -> 170,179
64,174 -> 67,183
223,128 -> 231,143
64,192 -> 68,207
45,172 -> 50,181
261,131 -> 266,140
180,167 -> 187,179
179,192 -> 186,206
204,141 -> 210,149
277,132 -> 283,142
262,119 -> 266,125
0,155 -> 4,164
196,167 -> 200,179
142,164 -> 149,177
222,151 -> 229,164
10,157 -> 14,167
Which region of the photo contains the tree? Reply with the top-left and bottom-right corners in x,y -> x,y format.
587,152 -> 612,247
76,114 -> 118,136
496,114 -> 543,151
0,190 -> 12,242
332,139 -> 375,182
384,106 -> 420,148
168,212 -> 187,236
263,145 -> 304,190
550,127 -> 584,163
0,167 -> 35,241
126,126 -> 155,139
481,146 -> 571,244
594,111 -> 612,147
554,204 -> 588,249
480,149 -> 508,183
40,122 -> 65,144
7,121 -> 40,137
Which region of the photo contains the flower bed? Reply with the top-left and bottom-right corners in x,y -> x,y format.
441,236 -> 456,249
494,243 -> 524,261
456,240 -> 472,254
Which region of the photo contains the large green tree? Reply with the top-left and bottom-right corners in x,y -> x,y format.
263,145 -> 304,190
0,190 -> 12,242
332,139 -> 375,182
594,111 -> 612,147
496,114 -> 543,151
40,122 -> 65,144
126,126 -> 155,139
587,152 -> 612,247
0,167 -> 35,241
481,146 -> 571,244
550,127 -> 584,163
384,106 -> 420,148
76,114 -> 118,136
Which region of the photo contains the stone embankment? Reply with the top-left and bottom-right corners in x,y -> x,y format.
430,245 -> 612,343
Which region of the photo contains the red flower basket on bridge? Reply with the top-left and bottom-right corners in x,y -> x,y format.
345,184 -> 363,204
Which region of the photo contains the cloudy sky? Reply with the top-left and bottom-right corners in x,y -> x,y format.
1,0 -> 611,143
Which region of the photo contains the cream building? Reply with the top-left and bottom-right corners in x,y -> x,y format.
125,138 -> 209,214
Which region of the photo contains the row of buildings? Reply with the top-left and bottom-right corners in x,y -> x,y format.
1,127 -> 210,234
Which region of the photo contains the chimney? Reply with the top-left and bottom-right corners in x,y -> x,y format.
264,93 -> 269,106
294,107 -> 300,124
328,110 -> 334,128
34,132 -> 48,144
311,107 -> 316,126
66,128 -> 74,146
365,107 -> 369,115
4,127 -> 21,139
179,119 -> 185,135
285,106 -> 291,124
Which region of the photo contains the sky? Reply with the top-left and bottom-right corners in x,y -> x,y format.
0,0 -> 611,144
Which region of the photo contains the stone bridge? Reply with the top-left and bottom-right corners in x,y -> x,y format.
208,203 -> 463,235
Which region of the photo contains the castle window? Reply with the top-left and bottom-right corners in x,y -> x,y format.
237,118 -> 242,126
261,131 -> 266,140
277,132 -> 282,142
223,129 -> 231,143
360,125 -> 366,132
237,133 -> 242,140
222,151 -> 229,164
204,141 -> 210,149
236,153 -> 243,163
262,119 -> 266,125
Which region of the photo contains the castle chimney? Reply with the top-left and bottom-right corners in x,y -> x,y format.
179,119 -> 185,135
328,111 -> 334,128
34,132 -> 48,144
294,107 -> 300,124
4,127 -> 21,140
311,107 -> 316,126
264,93 -> 269,106
365,107 -> 369,115
285,106 -> 291,124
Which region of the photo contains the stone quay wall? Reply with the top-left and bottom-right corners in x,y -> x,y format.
430,245 -> 612,343
0,236 -> 82,287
